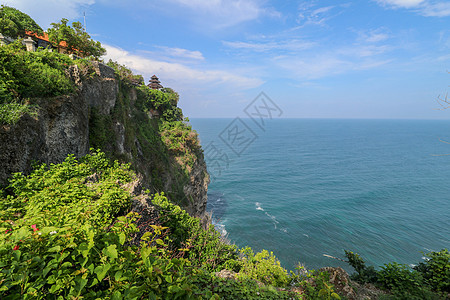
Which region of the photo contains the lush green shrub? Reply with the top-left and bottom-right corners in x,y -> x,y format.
138,85 -> 183,122
0,152 -> 305,299
414,249 -> 450,294
0,5 -> 43,38
344,249 -> 447,299
0,101 -> 37,125
299,270 -> 341,300
378,263 -> 423,293
344,250 -> 378,284
106,60 -> 144,86
237,247 -> 290,287
0,42 -> 74,104
152,193 -> 239,273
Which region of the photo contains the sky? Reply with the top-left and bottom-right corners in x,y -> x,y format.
3,0 -> 450,119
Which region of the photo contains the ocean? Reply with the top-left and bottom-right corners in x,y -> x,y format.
189,118 -> 450,272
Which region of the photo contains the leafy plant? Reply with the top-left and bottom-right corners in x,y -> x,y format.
0,42 -> 74,104
344,250 -> 377,284
413,249 -> 449,294
344,249 -> 447,299
237,246 -> 290,287
0,101 -> 37,125
0,5 -> 43,38
47,18 -> 106,59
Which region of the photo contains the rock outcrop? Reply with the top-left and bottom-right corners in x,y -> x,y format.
0,61 -> 209,218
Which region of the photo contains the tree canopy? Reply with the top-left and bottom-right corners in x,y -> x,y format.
47,18 -> 106,59
0,5 -> 43,38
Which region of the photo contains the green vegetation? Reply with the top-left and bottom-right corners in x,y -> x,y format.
0,5 -> 43,38
345,249 -> 449,299
1,7 -> 448,298
47,18 -> 106,59
0,42 -> 75,125
0,101 -> 37,125
106,60 -> 144,86
0,41 -> 74,104
0,151 -> 333,299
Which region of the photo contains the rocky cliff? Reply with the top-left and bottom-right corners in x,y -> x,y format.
0,61 -> 209,218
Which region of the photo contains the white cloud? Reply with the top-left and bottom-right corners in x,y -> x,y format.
355,28 -> 391,43
103,44 -> 263,90
222,39 -> 315,52
420,2 -> 450,17
3,0 -> 94,28
296,3 -> 349,28
376,0 -> 425,8
153,46 -> 205,61
366,32 -> 390,43
376,0 -> 450,17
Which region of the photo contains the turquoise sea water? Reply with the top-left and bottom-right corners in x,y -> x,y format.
189,118 -> 450,271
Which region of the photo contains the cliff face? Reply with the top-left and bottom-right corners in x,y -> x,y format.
0,62 -> 209,218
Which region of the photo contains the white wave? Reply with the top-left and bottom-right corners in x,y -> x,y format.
255,202 -> 264,211
214,223 -> 227,236
303,234 -> 310,238
280,228 -> 288,233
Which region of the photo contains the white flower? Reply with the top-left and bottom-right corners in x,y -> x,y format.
50,231 -> 57,235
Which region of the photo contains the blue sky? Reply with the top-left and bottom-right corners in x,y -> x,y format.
5,0 -> 450,119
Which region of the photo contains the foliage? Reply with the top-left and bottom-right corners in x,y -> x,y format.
0,42 -> 75,124
0,41 -> 74,104
0,5 -> 43,38
0,101 -> 37,125
152,193 -> 239,273
237,247 -> 290,287
378,262 -> 429,299
344,249 -> 448,299
138,85 -> 182,122
0,152 -> 307,299
191,273 -> 297,300
106,60 -> 144,86
47,18 -> 106,59
344,250 -> 378,284
413,249 -> 450,294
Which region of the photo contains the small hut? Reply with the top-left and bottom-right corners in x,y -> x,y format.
148,75 -> 163,90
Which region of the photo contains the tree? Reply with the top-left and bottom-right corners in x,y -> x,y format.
47,18 -> 106,59
0,5 -> 43,38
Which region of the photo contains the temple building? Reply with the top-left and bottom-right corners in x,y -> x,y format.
148,75 -> 163,90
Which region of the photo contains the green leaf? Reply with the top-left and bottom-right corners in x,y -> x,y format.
48,245 -> 61,253
114,270 -> 123,281
141,232 -> 152,240
74,277 -> 88,295
94,264 -> 111,281
119,233 -> 126,245
112,291 -> 122,300
331,292 -> 341,299
104,244 -> 118,259
164,275 -> 173,283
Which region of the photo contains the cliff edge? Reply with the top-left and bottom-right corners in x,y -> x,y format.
0,60 -> 209,218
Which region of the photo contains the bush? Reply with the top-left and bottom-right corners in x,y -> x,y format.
237,247 -> 290,287
0,101 -> 37,125
0,42 -> 74,105
344,249 -> 447,299
0,152 -> 305,299
414,249 -> 450,294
